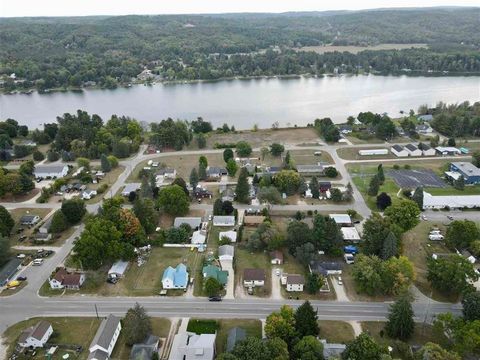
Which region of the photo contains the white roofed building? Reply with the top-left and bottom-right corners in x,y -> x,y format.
423,191 -> 480,210
341,227 -> 361,242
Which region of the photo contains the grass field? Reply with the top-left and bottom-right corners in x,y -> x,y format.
110,318 -> 171,359
235,248 -> 271,297
4,317 -> 101,360
425,185 -> 480,196
216,319 -> 262,354
294,43 -> 427,54
402,221 -> 458,303
187,319 -> 219,334
318,321 -> 355,343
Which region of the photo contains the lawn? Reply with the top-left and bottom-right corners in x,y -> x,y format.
342,266 -> 394,302
8,208 -> 53,246
402,221 -> 458,302
3,317 -> 101,360
318,321 -> 355,343
425,185 -> 480,196
187,319 -> 219,334
84,165 -> 126,204
216,319 -> 262,354
235,248 -> 271,297
351,174 -> 401,211
110,318 -> 171,360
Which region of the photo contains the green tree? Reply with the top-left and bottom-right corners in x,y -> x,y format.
310,176 -> 319,199
427,255 -> 478,296
49,210 -> 68,234
133,198 -> 157,234
433,313 -> 480,356
324,166 -> 338,178
157,185 -> 190,216
226,159 -> 238,176
61,198 -> 86,224
236,141 -> 252,157
286,220 -> 312,254
472,151 -> 480,168
330,188 -> 343,202
140,176 -> 153,198
377,164 -> 385,184
0,235 -> 10,267
342,333 -> 386,360
204,277 -> 222,297
172,177 -> 189,196
100,153 -> 111,172
305,273 -> 322,294
376,192 -> 392,210
414,342 -> 461,360
462,291 -> 480,321
260,147 -> 269,161
412,187 -> 423,209
235,167 -> 250,203
190,168 -> 199,188
454,176 -> 465,190
274,170 -> 301,195
385,296 -> 415,340
368,174 -> 380,196
362,213 -> 393,256
223,148 -> 234,163
265,305 -> 296,346
19,160 -> 34,176
107,155 -> 119,168
124,303 -> 152,346
32,150 -> 45,161
270,143 -> 285,156
199,162 -> 207,181
165,227 -> 189,243
284,151 -> 292,169
295,301 -> 319,338
196,133 -> 206,149
257,186 -> 282,204
230,337 -> 288,360
381,232 -> 398,260
76,157 -> 90,170
0,205 -> 14,236
384,200 -> 420,231
445,220 -> 479,250
199,155 -> 208,168
292,336 -> 324,360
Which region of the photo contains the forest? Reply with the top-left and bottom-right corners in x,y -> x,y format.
429,101 -> 480,138
0,7 -> 479,91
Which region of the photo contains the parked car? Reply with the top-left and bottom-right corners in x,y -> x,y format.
208,296 -> 222,302
337,277 -> 343,285
32,259 -> 44,266
16,276 -> 27,281
344,254 -> 355,264
16,254 -> 26,259
421,215 -> 427,221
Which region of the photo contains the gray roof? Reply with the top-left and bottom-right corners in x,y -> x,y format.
122,183 -> 141,194
219,245 -> 234,257
129,335 -> 159,360
34,164 -> 67,174
108,261 -> 129,276
87,349 -> 109,360
213,215 -> 235,225
392,144 -> 405,152
451,162 -> 480,177
89,314 -> 120,351
310,261 -> 342,275
418,114 -> 433,121
296,164 -> 324,173
207,167 -> 227,176
405,143 -> 418,152
287,274 -> 305,285
226,327 -> 246,352
174,217 -> 202,229
20,215 -> 39,224
0,258 -> 22,286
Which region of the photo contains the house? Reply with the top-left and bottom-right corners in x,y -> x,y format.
416,124 -> 433,134
213,216 -> 235,227
49,268 -> 85,290
329,214 -> 352,227
162,264 -> 188,289
418,114 -> 433,122
35,233 -> 52,242
218,245 -> 235,261
404,143 -> 422,157
18,321 -> 53,349
137,69 -> 154,81
435,146 -> 461,156
194,187 -> 213,199
418,143 -> 436,156
20,215 -> 40,226
358,149 -> 389,156
34,164 -> 69,179
337,124 -> 352,134
320,339 -> 347,359
0,258 -> 22,286
206,166 -> 227,179
391,145 -> 409,157
174,217 -> 202,229
219,230 -> 237,243
283,274 -> 305,292
309,261 -> 342,276
450,162 -> 480,185
88,314 -> 122,360
129,335 -> 160,360
341,227 -> 361,242
319,182 -> 332,192
169,332 -> 216,360
243,268 -> 266,287
226,327 -> 246,353
157,168 -> 176,179
121,183 -> 141,196
296,164 -> 325,176
191,230 -> 207,245
108,261 -> 129,279
270,250 -> 284,265
243,215 -> 265,227
39,217 -> 53,234
423,191 -> 480,210
82,189 -> 97,200
202,265 -> 228,286
221,188 -> 235,202
265,166 -> 281,175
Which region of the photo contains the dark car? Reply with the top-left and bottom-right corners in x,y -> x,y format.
208,296 -> 222,302
17,276 -> 27,281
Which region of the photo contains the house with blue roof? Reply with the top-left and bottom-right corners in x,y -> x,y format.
162,264 -> 189,289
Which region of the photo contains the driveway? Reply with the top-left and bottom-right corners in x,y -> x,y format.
220,260 -> 235,299
330,275 -> 349,302
271,268 -> 282,300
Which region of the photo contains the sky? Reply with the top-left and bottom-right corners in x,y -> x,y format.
1,0 -> 478,17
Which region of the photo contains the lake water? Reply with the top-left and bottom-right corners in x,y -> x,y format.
1,75 -> 479,129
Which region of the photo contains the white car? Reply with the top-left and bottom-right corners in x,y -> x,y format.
344,254 -> 355,264
337,277 -> 343,285
275,269 -> 281,276
32,259 -> 44,266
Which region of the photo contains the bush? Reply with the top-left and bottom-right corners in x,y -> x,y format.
186,320 -> 218,334
324,167 -> 338,178
47,150 -> 60,162
97,183 -> 109,194
33,150 -> 45,161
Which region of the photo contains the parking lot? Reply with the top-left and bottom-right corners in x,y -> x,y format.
388,169 -> 446,188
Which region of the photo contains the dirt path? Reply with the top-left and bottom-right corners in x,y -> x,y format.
349,321 -> 363,336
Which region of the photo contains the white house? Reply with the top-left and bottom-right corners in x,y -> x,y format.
420,144 -> 436,156
329,214 -> 352,227
285,274 -> 305,292
191,230 -> 207,245
341,227 -> 361,242
416,124 -> 433,134
88,314 -> 122,360
243,268 -> 265,287
49,268 -> 85,290
82,189 -> 97,200
34,164 -> 69,179
358,149 -> 389,156
219,230 -> 237,243
121,183 -> 141,196
20,215 -> 40,226
391,145 -> 409,157
404,144 -> 422,157
169,332 -> 216,360
213,216 -> 235,227
218,245 -> 234,261
18,321 -> 53,349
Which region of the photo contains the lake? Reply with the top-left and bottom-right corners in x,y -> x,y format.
1,75 -> 479,129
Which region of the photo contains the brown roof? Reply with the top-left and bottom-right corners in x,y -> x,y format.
244,216 -> 266,225
30,321 -> 52,341
286,274 -> 305,285
53,268 -> 83,286
270,250 -> 283,261
243,268 -> 266,281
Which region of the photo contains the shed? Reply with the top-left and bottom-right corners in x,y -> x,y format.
108,261 -> 129,278
270,250 -> 284,265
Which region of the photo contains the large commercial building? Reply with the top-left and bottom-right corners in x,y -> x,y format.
449,162 -> 480,185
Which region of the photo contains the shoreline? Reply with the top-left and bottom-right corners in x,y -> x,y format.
2,71 -> 480,96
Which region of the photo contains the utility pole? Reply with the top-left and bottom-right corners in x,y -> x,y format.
94,304 -> 99,319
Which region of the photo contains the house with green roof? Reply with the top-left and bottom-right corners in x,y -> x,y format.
202,265 -> 228,285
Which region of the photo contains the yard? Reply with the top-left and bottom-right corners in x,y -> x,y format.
337,147 -> 395,161
424,185 -> 480,196
216,319 -> 262,354
8,207 -> 53,246
234,248 -> 271,297
83,165 -> 126,204
318,321 -> 355,343
342,266 -> 394,302
402,221 -> 458,302
3,317 -> 101,360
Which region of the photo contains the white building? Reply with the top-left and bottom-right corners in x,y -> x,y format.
435,146 -> 461,156
218,245 -> 235,261
421,144 -> 436,156
169,332 -> 216,360
88,315 -> 122,360
284,274 -> 305,292
341,227 -> 361,242
34,164 -> 69,179
121,183 -> 141,196
329,214 -> 352,227
358,149 -> 389,156
191,230 -> 207,245
82,189 -> 97,200
423,191 -> 480,210
404,144 -> 422,157
18,321 -> 53,349
391,145 -> 409,157
213,216 -> 235,227
108,261 -> 129,279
